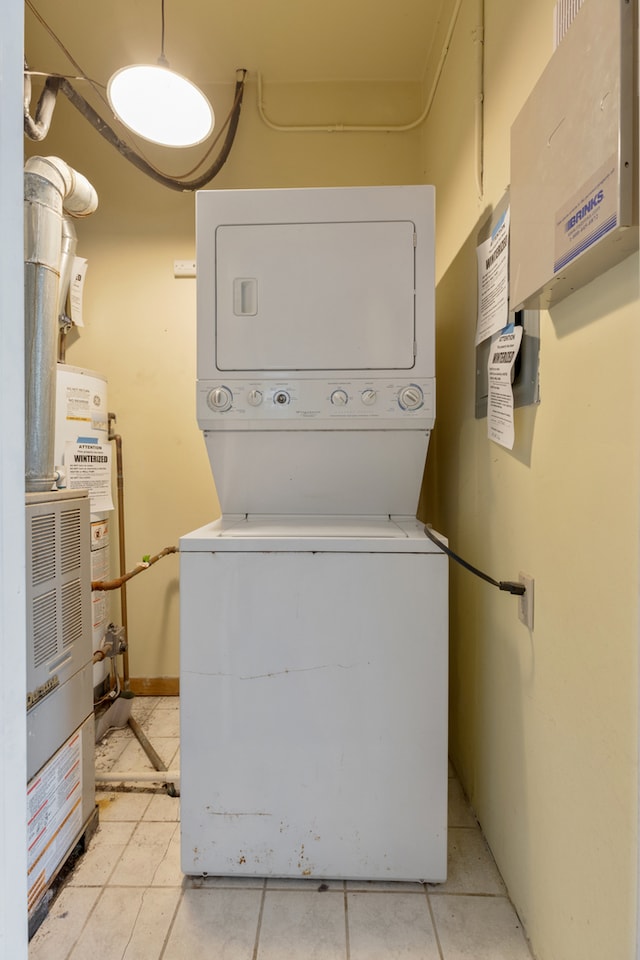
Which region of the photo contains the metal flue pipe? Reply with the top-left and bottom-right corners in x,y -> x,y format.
24,156 -> 97,492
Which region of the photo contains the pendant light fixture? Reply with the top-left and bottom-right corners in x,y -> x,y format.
107,0 -> 214,147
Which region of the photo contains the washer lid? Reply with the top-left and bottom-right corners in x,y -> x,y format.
180,515 -> 446,553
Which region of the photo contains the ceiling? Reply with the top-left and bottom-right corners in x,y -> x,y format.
24,0 -> 449,91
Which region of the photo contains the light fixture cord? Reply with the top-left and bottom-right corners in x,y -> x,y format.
58,70 -> 247,191
158,0 -> 168,66
25,0 -> 108,109
25,0 -> 247,187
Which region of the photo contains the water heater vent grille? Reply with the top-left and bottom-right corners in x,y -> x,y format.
60,508 -> 82,574
61,579 -> 83,649
33,590 -> 58,667
31,513 -> 56,585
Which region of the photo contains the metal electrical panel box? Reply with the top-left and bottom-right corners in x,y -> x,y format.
510,0 -> 638,310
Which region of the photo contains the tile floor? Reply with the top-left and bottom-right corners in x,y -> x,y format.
29,697 -> 534,960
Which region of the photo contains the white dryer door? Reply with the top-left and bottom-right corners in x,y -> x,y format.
215,220 -> 416,372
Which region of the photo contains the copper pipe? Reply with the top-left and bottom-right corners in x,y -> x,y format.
108,422 -> 130,689
91,545 -> 177,591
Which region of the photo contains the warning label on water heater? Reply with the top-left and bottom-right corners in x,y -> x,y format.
64,440 -> 114,512
27,729 -> 83,914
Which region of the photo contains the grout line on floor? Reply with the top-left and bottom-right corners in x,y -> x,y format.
158,885 -> 184,960
424,887 -> 445,960
63,884 -> 105,960
251,878 -> 268,960
343,880 -> 351,960
148,821 -> 180,886
428,890 -> 514,899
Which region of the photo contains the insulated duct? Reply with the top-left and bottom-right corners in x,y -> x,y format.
24,156 -> 98,492
57,215 -> 78,331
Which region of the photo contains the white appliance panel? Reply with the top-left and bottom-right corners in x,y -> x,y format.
180,537 -> 448,881
197,186 -> 435,384
215,221 -> 416,372
201,430 -> 430,516
181,514 -> 441,552
197,377 -> 435,430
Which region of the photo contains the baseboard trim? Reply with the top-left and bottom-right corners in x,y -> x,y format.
128,678 -> 179,697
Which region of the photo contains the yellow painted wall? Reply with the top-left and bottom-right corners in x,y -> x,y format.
418,2 -> 639,958
26,79 -> 423,680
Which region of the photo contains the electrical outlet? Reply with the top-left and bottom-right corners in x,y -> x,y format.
518,573 -> 534,630
174,259 -> 196,278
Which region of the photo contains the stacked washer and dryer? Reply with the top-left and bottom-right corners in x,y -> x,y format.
180,185 -> 448,882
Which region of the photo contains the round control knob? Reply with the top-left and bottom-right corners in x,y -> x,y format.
398,384 -> 424,411
207,386 -> 233,412
361,389 -> 377,406
331,389 -> 349,406
273,390 -> 290,405
247,389 -> 263,407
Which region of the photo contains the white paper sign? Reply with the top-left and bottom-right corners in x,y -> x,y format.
64,440 -> 114,512
69,257 -> 88,327
476,208 -> 510,345
487,324 -> 523,450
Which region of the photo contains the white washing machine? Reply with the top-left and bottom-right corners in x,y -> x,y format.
180,186 -> 448,881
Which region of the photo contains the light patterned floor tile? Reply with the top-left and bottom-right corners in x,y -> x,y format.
429,826 -> 506,896
143,791 -> 180,822
267,877 -> 343,891
97,736 -> 177,789
430,894 -> 534,959
188,875 -> 265,889
148,736 -> 180,768
121,887 -> 182,959
94,730 -> 130,773
96,791 -> 152,822
345,879 -> 425,893
29,886 -> 100,960
68,887 -> 145,960
108,821 -> 178,886
144,709 -> 181,738
150,823 -> 184,887
257,889 -> 346,960
109,738 -> 155,773
163,887 -> 262,960
130,697 -> 161,722
67,821 -> 135,887
348,891 -> 440,959
30,705 -> 531,960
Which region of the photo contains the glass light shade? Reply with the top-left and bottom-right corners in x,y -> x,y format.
107,64 -> 214,147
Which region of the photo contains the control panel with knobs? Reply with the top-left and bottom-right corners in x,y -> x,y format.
199,378 -> 434,426
207,386 -> 233,412
247,389 -> 263,407
331,389 -> 349,406
398,384 -> 424,411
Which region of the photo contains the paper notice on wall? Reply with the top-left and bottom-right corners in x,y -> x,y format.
64,439 -> 114,512
487,324 -> 523,449
476,208 -> 510,345
69,257 -> 88,327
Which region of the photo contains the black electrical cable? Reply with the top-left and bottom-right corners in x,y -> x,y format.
25,0 -> 247,189
56,71 -> 247,192
423,525 -> 525,596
